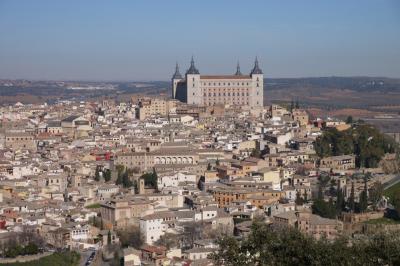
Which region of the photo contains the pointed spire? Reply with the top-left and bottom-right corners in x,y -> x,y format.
235,61 -> 242,76
251,56 -> 263,75
172,62 -> 182,79
186,56 -> 200,75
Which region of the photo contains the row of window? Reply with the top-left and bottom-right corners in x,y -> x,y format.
203,82 -> 250,86
204,92 -> 250,97
72,229 -> 89,234
201,83 -> 260,88
200,78 -> 260,86
206,102 -> 249,106
6,137 -> 33,141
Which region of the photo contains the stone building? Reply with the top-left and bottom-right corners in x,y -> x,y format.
172,57 -> 264,107
273,211 -> 343,240
4,132 -> 36,151
320,155 -> 355,170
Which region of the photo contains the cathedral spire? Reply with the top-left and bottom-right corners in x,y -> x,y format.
251,56 -> 263,75
235,61 -> 242,76
172,62 -> 182,79
186,56 -> 200,75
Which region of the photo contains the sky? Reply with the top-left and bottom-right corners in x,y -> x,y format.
0,0 -> 399,81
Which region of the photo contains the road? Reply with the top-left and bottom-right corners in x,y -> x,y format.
79,249 -> 99,266
383,175 -> 400,190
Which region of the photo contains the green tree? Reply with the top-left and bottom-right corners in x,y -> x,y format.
107,230 -> 112,245
115,165 -> 125,185
104,169 -> 112,182
140,170 -> 157,188
23,242 -> 38,255
303,190 -> 308,202
314,124 -> 398,168
295,191 -> 304,205
317,184 -> 324,200
392,193 -> 400,219
250,147 -> 261,158
118,169 -> 133,188
336,184 -> 345,214
152,168 -> 158,182
369,182 -> 384,209
155,233 -> 180,249
117,226 -> 143,249
348,182 -> 355,212
212,222 -> 400,266
312,198 -> 337,219
359,177 -> 368,212
346,116 -> 353,124
211,235 -> 245,266
94,167 -> 101,182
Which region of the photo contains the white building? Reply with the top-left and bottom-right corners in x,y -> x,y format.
70,224 -> 91,241
140,208 -> 222,244
157,172 -> 197,188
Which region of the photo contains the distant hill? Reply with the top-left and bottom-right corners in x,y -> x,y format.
265,77 -> 400,93
264,77 -> 400,111
0,77 -> 399,110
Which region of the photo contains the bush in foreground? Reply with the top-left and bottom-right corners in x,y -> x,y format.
211,222 -> 400,266
3,251 -> 81,266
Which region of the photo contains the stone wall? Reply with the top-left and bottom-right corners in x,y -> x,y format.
0,251 -> 53,264
362,223 -> 400,234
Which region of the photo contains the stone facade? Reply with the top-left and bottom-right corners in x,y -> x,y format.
172,57 -> 264,107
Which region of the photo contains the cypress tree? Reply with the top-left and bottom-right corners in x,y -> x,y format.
94,167 -> 100,181
359,177 -> 368,212
107,230 -> 112,245
295,191 -> 303,205
349,182 -> 355,212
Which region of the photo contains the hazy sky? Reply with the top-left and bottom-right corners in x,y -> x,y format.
0,0 -> 399,81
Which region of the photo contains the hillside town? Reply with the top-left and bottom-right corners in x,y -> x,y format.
0,95 -> 399,266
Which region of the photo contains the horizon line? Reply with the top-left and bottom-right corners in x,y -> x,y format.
1,75 -> 400,83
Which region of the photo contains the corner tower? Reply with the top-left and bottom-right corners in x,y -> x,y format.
171,62 -> 183,99
250,57 -> 264,107
185,56 -> 201,105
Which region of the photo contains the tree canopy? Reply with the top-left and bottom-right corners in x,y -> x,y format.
211,221 -> 400,266
314,124 -> 398,168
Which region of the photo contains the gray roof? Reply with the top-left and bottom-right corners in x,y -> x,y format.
250,57 -> 263,75
186,56 -> 200,75
47,121 -> 61,127
62,115 -> 80,122
172,62 -> 183,79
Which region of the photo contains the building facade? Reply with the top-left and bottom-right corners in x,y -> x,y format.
320,155 -> 355,170
133,97 -> 177,120
172,57 -> 264,107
